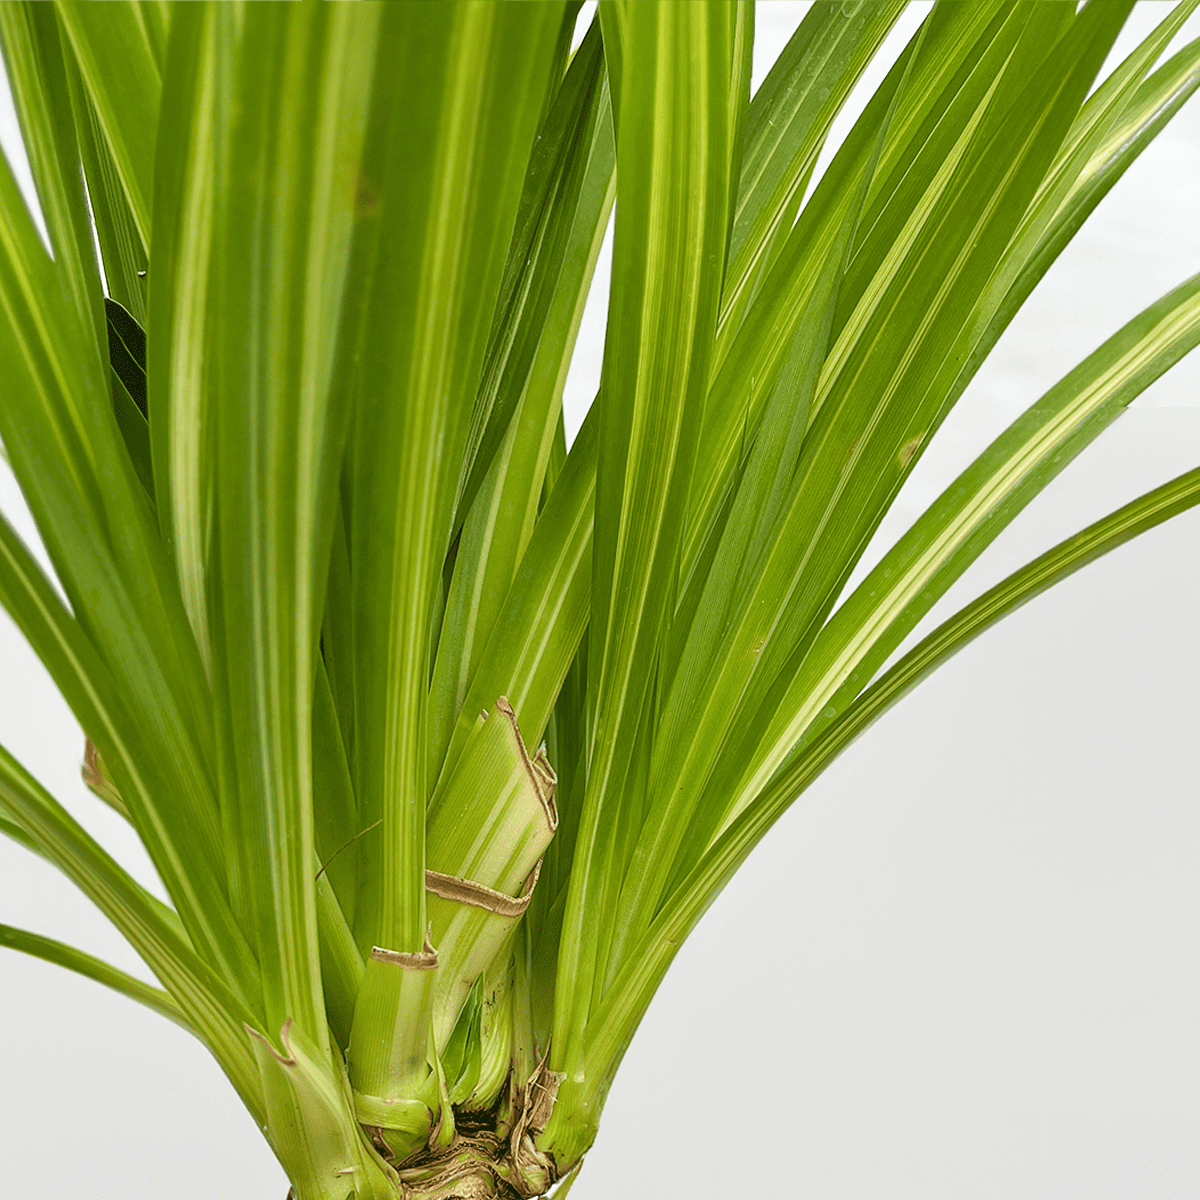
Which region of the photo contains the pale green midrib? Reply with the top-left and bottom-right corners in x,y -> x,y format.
635,76 -> 1038,857
442,111 -> 614,746
0,527 -> 252,991
275,8 -> 367,1042
726,297 -> 1200,829
456,443 -> 517,714
589,17 -> 711,738
810,74 -> 1002,426
718,15 -> 853,340
0,214 -> 98,503
580,62 -> 705,847
167,24 -> 216,679
380,6 -> 495,953
554,7 -> 732,1088
585,461 -> 1200,1084
508,479 -> 594,721
126,1 -> 161,85
57,4 -> 156,246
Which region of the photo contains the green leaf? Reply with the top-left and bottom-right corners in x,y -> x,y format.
334,5 -> 567,1135
0,2 -> 105,353
105,297 -> 146,416
687,2 -> 1046,579
0,741 -> 264,1122
690,3 -> 1130,810
425,697 -> 557,1047
104,299 -> 153,501
133,0 -> 169,76
580,462 -> 1200,1100
146,3 -> 217,668
547,0 -> 740,1154
209,2 -> 381,1054
61,41 -> 148,322
983,13 -> 1200,359
0,165 -> 223,963
598,17 -> 904,982
719,0 -> 908,347
54,0 -> 161,247
312,662 -> 361,931
349,941 -> 440,1145
319,510 -> 357,784
0,511 -> 260,1009
314,870 -> 363,1054
4,3 -> 1200,1190
250,1021 -> 389,1200
727,268 -> 1200,822
0,807 -> 48,862
451,21 -> 611,529
438,408 -> 597,799
430,25 -> 615,777
346,2 -> 566,963
0,922 -> 188,1030
249,1020 -> 389,1200
0,106 -> 220,858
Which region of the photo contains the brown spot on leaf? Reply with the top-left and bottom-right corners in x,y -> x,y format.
899,430 -> 926,469
355,173 -> 382,217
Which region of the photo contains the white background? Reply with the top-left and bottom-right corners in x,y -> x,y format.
2,4 -> 1198,1197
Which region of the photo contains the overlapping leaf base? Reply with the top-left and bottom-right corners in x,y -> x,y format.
363,1057 -> 565,1200
3,3 -> 1200,1197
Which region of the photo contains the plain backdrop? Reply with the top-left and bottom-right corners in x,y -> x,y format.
2,4 -> 1198,1198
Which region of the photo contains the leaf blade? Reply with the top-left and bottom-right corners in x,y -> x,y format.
54,0 -> 160,245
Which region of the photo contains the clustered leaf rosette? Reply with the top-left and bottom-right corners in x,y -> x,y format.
0,2 -> 1198,1197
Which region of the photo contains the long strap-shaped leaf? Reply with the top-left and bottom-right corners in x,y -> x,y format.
975,15 -> 1200,385
546,0 -> 739,1159
0,922 -> 187,1029
690,4 -> 1129,804
0,787 -> 185,949
719,0 -> 909,349
0,144 -> 254,999
439,409 -> 598,792
446,0 -> 903,793
0,744 -> 263,1123
632,6 -> 1090,904
0,511 -> 261,1007
146,4 -> 217,671
0,3 -> 105,357
690,4 -> 1200,780
53,0 -> 160,247
0,94 -> 215,783
429,25 -> 615,779
347,2 -> 565,958
450,18 -> 609,533
598,6 -> 924,985
344,0 -> 565,1109
577,462 -> 1200,1099
439,2 -> 1195,863
62,47 -> 148,324
725,269 -> 1200,824
444,2 -> 944,813
687,2 -> 1020,579
598,4 -> 1050,980
209,3 -> 379,1059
